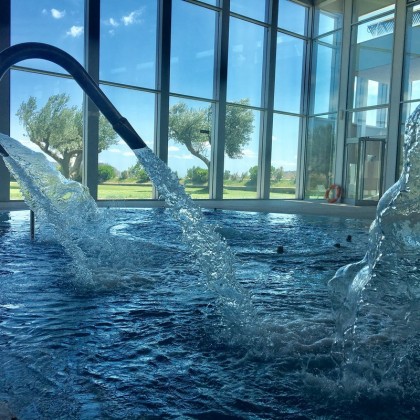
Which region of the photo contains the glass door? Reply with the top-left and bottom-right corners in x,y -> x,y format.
344,137 -> 385,205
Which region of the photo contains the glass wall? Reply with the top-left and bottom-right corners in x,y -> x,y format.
98,0 -> 157,199
271,114 -> 300,198
2,0 -> 415,208
270,0 -> 308,199
344,0 -> 395,203
304,0 -> 342,199
224,2 -> 266,199
9,0 -> 84,199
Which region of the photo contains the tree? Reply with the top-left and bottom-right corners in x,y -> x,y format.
17,93 -> 118,179
98,163 -> 117,183
168,99 -> 254,171
126,162 -> 150,183
186,166 -> 208,185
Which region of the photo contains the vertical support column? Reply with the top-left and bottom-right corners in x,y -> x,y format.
296,6 -> 313,200
155,0 -> 172,199
334,0 -> 353,189
83,0 -> 100,199
0,0 -> 11,202
385,0 -> 406,190
257,0 -> 278,199
210,0 -> 230,200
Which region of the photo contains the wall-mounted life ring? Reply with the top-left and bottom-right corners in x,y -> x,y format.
324,184 -> 342,203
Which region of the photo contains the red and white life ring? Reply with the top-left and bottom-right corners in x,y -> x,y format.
324,184 -> 342,203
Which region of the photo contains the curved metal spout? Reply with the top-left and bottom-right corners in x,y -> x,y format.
0,42 -> 148,152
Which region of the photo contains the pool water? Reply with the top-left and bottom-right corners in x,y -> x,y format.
0,209 -> 417,419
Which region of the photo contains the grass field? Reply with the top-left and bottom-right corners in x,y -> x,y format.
9,181 -> 297,201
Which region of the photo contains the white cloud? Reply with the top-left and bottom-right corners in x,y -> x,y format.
109,17 -> 119,27
122,9 -> 143,26
51,8 -> 66,19
67,25 -> 84,38
168,146 -> 180,152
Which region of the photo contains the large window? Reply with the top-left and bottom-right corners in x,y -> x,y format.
167,97 -> 214,199
227,17 -> 265,107
305,115 -> 336,199
9,72 -> 83,200
98,86 -> 155,200
11,0 -> 84,73
310,32 -> 341,115
270,114 -> 300,198
274,33 -> 305,114
170,0 -> 217,99
223,106 -> 260,199
304,0 -> 342,199
100,0 -> 157,89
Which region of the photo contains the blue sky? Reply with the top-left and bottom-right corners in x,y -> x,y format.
9,0 -> 307,177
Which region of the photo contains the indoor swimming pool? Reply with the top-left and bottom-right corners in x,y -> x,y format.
1,208 -> 418,419
0,209 -> 420,419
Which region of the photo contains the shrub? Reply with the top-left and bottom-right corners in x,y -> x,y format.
98,163 -> 117,183
186,166 -> 208,185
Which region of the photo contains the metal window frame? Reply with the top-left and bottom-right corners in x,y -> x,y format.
0,0 -> 10,202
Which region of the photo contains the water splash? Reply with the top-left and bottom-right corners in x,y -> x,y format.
0,135 -> 166,286
134,148 -> 255,324
0,135 -> 254,324
329,105 -> 420,389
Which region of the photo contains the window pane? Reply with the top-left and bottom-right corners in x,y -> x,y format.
311,32 -> 341,115
315,0 -> 343,36
230,0 -> 267,22
98,85 -> 155,200
353,0 -> 394,22
305,115 -> 336,199
347,108 -> 388,138
227,17 -> 265,107
11,0 -> 84,74
223,106 -> 260,199
270,114 -> 299,199
350,14 -> 394,109
170,0 -> 216,98
10,70 -> 83,199
168,97 -> 213,199
100,0 -> 157,89
278,0 -> 308,36
274,33 -> 304,113
402,4 -> 420,102
399,101 -> 420,173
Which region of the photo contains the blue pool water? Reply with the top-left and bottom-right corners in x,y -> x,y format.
3,208 -> 415,419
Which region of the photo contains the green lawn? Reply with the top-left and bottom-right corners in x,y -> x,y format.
9,181 -> 297,201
